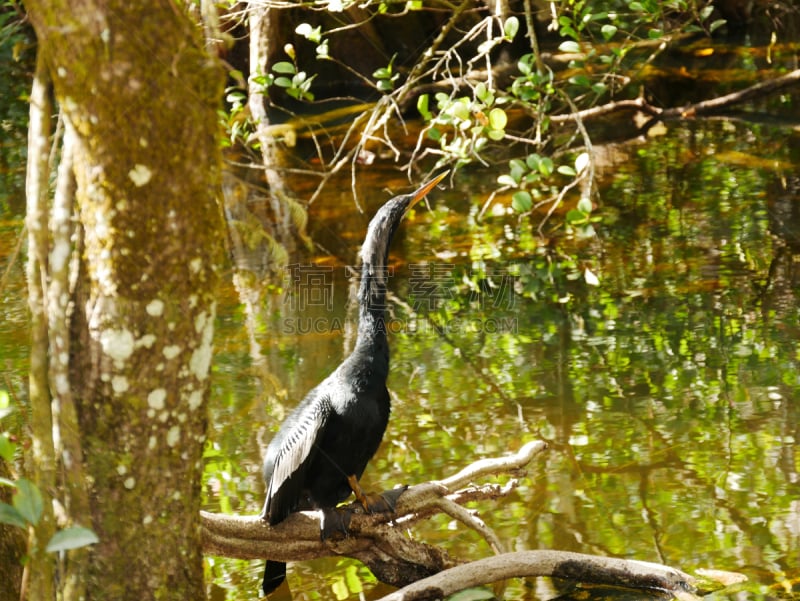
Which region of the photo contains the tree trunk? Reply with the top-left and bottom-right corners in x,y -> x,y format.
23,2 -> 225,599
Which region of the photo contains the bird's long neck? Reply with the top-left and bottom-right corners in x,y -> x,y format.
354,216 -> 395,365
355,258 -> 389,352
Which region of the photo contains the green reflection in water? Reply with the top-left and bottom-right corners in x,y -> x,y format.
206,120 -> 800,599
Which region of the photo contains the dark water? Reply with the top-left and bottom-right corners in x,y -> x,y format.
205,115 -> 800,600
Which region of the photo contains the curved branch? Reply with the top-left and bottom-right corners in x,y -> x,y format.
201,442 -> 719,595
201,441 -> 548,583
376,551 -> 699,601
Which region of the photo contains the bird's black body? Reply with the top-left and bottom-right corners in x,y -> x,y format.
259,174 -> 446,596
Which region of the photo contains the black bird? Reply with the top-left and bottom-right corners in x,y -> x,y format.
259,173 -> 447,596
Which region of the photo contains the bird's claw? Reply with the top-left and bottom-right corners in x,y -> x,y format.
362,485 -> 408,514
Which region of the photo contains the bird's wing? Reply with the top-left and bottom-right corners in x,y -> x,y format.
264,392 -> 331,523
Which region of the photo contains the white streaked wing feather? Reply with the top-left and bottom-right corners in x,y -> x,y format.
267,396 -> 330,500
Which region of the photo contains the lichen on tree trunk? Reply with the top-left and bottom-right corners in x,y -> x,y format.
23,1 -> 225,598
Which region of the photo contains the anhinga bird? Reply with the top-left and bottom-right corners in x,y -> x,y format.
259,173 -> 447,596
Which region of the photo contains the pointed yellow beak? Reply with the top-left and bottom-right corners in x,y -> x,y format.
408,171 -> 449,211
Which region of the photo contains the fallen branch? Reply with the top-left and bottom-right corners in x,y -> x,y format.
202,441 -> 547,586
377,551 -> 699,601
201,441 -> 722,596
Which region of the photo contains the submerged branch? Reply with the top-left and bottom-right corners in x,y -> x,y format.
377,551 -> 699,601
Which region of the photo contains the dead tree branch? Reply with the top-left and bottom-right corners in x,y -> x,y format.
201,441 -> 718,595
377,551 -> 699,601
202,441 -> 546,586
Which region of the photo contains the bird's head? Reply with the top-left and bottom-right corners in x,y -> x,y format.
359,171 -> 448,269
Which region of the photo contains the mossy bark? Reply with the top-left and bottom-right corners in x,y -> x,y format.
24,1 -> 225,599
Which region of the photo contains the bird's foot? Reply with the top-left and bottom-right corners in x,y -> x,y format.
319,507 -> 352,541
346,474 -> 407,514
362,485 -> 408,514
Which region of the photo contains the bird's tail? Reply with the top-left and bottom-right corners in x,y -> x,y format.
262,560 -> 286,596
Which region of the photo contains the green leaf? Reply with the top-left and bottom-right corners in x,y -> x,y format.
451,101 -> 471,122
538,157 -> 554,177
509,158 -> 526,182
497,174 -> 517,187
0,434 -> 15,462
569,74 -> 591,87
487,108 -> 507,130
512,191 -> 533,213
271,61 -> 296,75
558,41 -> 581,53
0,502 -> 26,529
295,23 -> 322,43
709,19 -> 726,32
601,24 -> 617,40
274,76 -> 292,89
474,82 -> 489,103
557,165 -> 576,177
46,526 -> 99,553
503,16 -> 519,41
566,209 -> 586,224
575,152 -> 590,175
417,94 -> 431,120
13,478 -> 43,526
525,153 -> 541,170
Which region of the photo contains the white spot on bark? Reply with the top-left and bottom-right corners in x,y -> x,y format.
54,374 -> 69,395
139,138 -> 148,148
94,207 -> 109,239
136,334 -> 156,348
188,390 -> 203,411
146,299 -> 164,317
124,477 -> 135,489
100,329 -> 135,362
194,311 -> 207,334
57,67 -> 67,78
148,436 -> 156,450
159,410 -> 169,422
128,164 -> 152,187
116,465 -> 127,476
51,239 -> 71,272
163,345 -> 181,360
143,515 -> 153,525
147,388 -> 166,410
166,426 -> 180,447
189,258 -> 202,273
190,308 -> 215,381
111,375 -> 129,393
